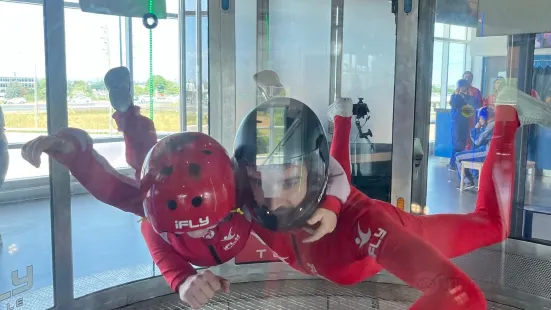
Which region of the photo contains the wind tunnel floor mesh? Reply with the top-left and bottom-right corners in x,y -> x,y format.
117,279 -> 521,309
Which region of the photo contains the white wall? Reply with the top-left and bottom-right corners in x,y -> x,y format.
469,27 -> 507,57
234,0 -> 397,145
235,0 -> 258,130
341,0 -> 396,144
470,56 -> 484,90
268,0 -> 332,133
478,0 -> 551,37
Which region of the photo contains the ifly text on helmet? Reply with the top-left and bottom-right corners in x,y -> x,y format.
175,217 -> 210,229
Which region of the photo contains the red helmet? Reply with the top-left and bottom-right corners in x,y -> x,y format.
141,132 -> 236,234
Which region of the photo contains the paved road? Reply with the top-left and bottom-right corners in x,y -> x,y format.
1,102 -> 206,113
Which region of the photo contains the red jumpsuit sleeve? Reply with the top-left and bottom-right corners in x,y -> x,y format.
141,221 -> 197,291
113,106 -> 157,179
355,206 -> 487,310
321,156 -> 350,216
319,196 -> 341,215
47,128 -> 145,217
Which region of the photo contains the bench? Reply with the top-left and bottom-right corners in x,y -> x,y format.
459,160 -> 536,192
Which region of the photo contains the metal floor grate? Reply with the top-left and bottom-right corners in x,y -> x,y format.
117,279 -> 521,310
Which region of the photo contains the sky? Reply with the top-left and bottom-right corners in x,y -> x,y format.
0,0 -> 208,82
0,0 -> 467,87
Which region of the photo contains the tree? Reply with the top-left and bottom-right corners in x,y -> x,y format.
134,85 -> 149,96
68,80 -> 93,98
23,87 -> 35,102
165,81 -> 179,96
36,78 -> 47,101
144,75 -> 179,97
4,83 -> 25,99
90,81 -> 106,91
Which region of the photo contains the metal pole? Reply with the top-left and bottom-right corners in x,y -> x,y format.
196,0 -> 203,132
256,0 -> 269,105
34,64 -> 38,129
508,34 -> 535,239
328,0 -> 343,137
410,0 -> 436,212
179,0 -> 187,132
329,0 -> 343,104
43,0 -> 74,308
125,18 -> 134,98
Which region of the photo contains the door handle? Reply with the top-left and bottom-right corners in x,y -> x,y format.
413,138 -> 424,180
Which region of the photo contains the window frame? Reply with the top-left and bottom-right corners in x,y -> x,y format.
433,23 -> 471,110
0,0 -> 207,201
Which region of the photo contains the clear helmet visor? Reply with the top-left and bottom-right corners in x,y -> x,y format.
234,98 -> 329,231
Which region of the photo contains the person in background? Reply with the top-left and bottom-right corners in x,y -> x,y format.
483,77 -> 506,108
449,79 -> 476,171
460,71 -> 483,150
485,77 -> 542,106
454,106 -> 495,189
462,71 -> 483,109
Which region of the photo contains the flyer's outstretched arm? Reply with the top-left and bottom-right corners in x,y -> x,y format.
21,128 -> 145,217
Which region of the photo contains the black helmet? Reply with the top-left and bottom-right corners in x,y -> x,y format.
234,97 -> 329,231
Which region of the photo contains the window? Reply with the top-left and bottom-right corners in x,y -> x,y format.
184,13 -> 209,133
0,2 -> 54,309
132,16 -> 181,133
65,7 -> 122,139
343,0 -> 395,144
431,41 -> 444,116
63,7 -> 156,297
184,0 -> 208,11
447,43 -> 467,96
450,25 -> 467,40
0,0 -> 208,307
434,23 -> 445,38
0,1 -> 49,181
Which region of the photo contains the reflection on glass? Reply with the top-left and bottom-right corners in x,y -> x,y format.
268,0 -> 331,130
341,0 -> 393,202
524,62 -> 551,243
428,1 -> 477,216
64,8 -> 155,297
0,2 -> 53,309
343,0 -> 395,145
0,0 -> 49,180
132,16 -> 181,133
184,14 -> 209,132
235,0 -> 258,125
65,8 -> 121,137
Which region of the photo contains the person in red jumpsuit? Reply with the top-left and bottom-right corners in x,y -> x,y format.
234,88 -> 551,310
484,77 -> 541,107
20,67 -> 349,309
483,77 -> 506,108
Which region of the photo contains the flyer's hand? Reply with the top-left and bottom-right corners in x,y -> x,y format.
303,208 -> 337,243
178,270 -> 230,309
21,135 -> 75,168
